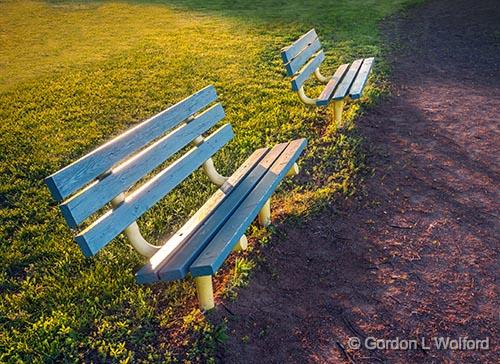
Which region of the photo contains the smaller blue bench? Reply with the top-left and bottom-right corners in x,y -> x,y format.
45,85 -> 306,310
281,29 -> 375,125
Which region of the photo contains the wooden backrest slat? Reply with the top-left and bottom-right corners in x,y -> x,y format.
45,85 -> 217,201
281,29 -> 318,63
332,59 -> 364,100
349,58 -> 375,99
284,37 -> 322,76
290,50 -> 325,91
74,124 -> 234,257
60,103 -> 225,228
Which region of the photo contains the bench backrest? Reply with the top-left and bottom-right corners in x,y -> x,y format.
45,85 -> 233,257
281,29 -> 325,91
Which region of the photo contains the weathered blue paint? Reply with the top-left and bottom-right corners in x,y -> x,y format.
155,143 -> 288,282
190,138 -> 307,277
60,103 -> 225,228
281,29 -> 318,63
135,147 -> 269,284
74,124 -> 234,257
332,59 -> 363,101
291,51 -> 325,91
349,58 -> 375,100
332,59 -> 363,100
44,85 -> 217,201
316,63 -> 350,106
285,38 -> 322,76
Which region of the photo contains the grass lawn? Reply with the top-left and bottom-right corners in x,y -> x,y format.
1,0 -> 421,362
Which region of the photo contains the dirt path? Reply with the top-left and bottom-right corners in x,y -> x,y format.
215,0 -> 499,362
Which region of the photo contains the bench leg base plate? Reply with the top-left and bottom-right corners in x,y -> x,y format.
194,275 -> 214,311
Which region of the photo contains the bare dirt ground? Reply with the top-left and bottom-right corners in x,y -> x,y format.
213,0 -> 499,362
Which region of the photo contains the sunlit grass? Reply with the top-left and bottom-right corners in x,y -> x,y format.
1,0 -> 421,361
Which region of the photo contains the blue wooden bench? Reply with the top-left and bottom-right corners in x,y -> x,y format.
281,29 -> 375,125
45,85 -> 307,310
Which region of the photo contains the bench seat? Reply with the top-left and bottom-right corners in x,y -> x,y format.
136,138 -> 306,283
316,57 -> 374,106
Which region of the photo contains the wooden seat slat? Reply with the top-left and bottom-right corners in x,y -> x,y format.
155,143 -> 288,282
291,50 -> 326,91
190,138 -> 307,277
281,29 -> 318,63
284,38 -> 322,76
332,59 -> 363,101
135,147 -> 269,284
316,63 -> 350,106
60,104 -> 225,228
74,124 -> 233,257
349,57 -> 375,100
45,85 -> 217,201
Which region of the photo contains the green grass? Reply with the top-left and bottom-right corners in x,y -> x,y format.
1,0 -> 421,362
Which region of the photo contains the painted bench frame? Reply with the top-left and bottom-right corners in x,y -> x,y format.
281,29 -> 375,125
45,85 -> 306,310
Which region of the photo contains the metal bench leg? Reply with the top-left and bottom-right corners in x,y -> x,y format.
201,158 -> 228,186
193,136 -> 228,186
297,86 -> 318,105
286,162 -> 299,177
314,68 -> 330,83
232,234 -> 248,252
333,100 -> 345,126
111,193 -> 161,258
194,275 -> 215,311
258,198 -> 272,226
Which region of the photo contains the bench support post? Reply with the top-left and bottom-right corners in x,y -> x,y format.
201,158 -> 228,186
258,198 -> 272,226
111,193 -> 161,258
314,68 -> 330,83
194,275 -> 214,311
297,86 -> 318,105
193,136 -> 228,186
333,100 -> 345,126
232,234 -> 248,252
286,162 -> 299,177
